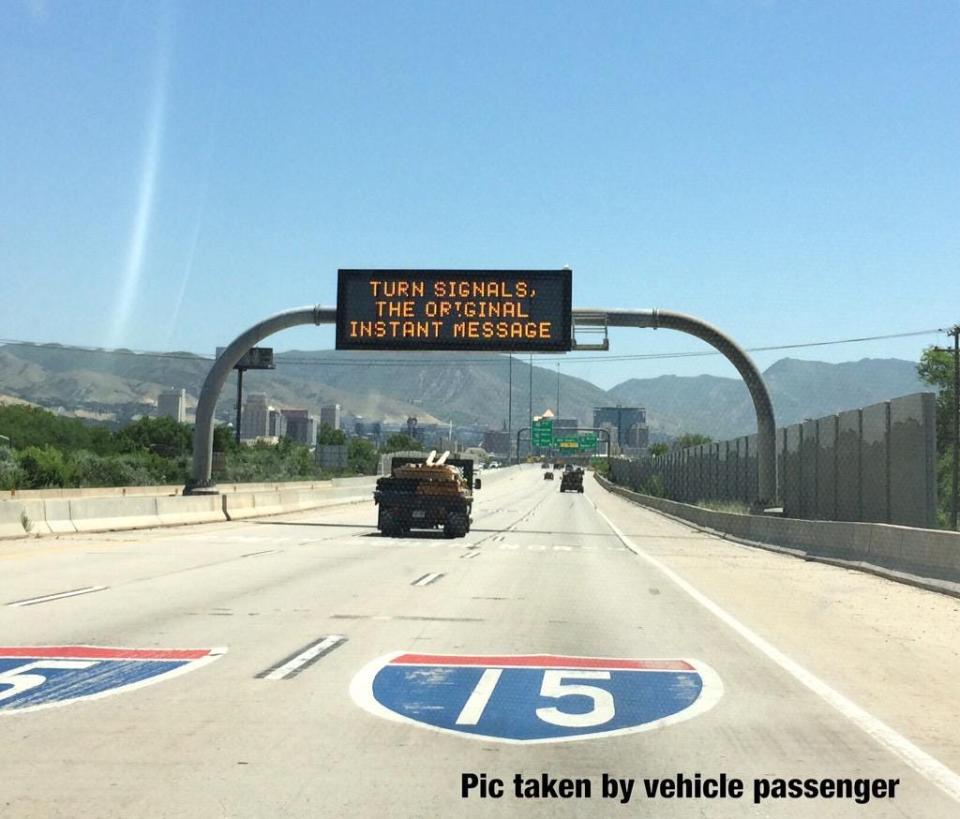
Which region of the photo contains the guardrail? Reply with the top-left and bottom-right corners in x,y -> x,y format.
596,474 -> 960,599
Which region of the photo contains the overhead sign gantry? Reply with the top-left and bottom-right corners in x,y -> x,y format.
188,269 -> 777,510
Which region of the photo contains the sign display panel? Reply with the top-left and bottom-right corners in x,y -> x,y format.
216,346 -> 275,370
579,432 -> 598,449
532,418 -> 554,447
336,270 -> 572,352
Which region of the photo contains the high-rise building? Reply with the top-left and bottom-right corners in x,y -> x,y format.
282,409 -> 319,446
593,406 -> 646,452
157,388 -> 186,423
268,408 -> 287,438
320,404 -> 341,431
240,393 -> 270,440
482,430 -> 510,456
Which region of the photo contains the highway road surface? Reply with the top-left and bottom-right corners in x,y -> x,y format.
2,465 -> 959,817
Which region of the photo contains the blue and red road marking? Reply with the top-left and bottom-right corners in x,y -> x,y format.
0,646 -> 226,714
351,652 -> 723,743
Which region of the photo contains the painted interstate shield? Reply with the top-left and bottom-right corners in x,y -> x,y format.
351,653 -> 722,743
0,646 -> 226,714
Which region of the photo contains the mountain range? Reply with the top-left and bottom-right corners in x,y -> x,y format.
0,343 -> 934,441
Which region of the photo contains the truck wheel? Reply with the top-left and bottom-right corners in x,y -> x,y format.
578,487 -> 584,493
445,511 -> 469,538
379,508 -> 399,537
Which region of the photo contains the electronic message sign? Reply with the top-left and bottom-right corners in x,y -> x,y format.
336,269 -> 572,352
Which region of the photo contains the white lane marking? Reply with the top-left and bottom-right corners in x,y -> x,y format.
455,667 -> 503,725
259,635 -> 346,681
595,506 -> 960,804
7,586 -> 108,607
411,573 -> 444,587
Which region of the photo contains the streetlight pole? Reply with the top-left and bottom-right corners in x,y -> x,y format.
235,368 -> 244,446
952,325 -> 959,530
507,355 -> 513,465
528,354 -> 533,458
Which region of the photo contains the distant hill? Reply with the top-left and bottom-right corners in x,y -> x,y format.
0,344 -> 933,440
608,357 -> 932,439
0,345 -> 608,430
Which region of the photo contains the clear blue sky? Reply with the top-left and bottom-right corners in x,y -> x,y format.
1,1 -> 957,389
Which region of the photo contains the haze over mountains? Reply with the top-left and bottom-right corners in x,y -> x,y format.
0,343 -> 933,441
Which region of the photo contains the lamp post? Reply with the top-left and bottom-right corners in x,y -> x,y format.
953,325 -> 959,530
556,363 -> 560,419
507,355 -> 513,464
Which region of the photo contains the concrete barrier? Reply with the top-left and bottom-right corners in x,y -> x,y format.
0,471 -> 484,539
597,475 -> 960,598
0,500 -> 49,538
155,495 -> 226,527
67,496 -> 164,533
42,499 -> 76,534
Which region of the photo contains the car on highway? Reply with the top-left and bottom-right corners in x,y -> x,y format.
543,470 -> 554,480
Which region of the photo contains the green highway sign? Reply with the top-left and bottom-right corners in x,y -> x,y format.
555,434 -> 578,449
531,419 -> 554,447
550,432 -> 599,452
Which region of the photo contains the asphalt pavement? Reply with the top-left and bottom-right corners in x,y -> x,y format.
2,465 -> 958,817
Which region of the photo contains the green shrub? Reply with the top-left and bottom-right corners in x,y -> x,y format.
640,474 -> 666,497
16,445 -> 70,488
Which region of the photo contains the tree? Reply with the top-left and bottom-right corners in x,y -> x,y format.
919,344 -> 957,528
918,346 -> 954,455
0,404 -> 116,454
212,424 -> 238,453
347,438 -> 378,474
16,445 -> 70,488
115,416 -> 192,458
381,433 -> 423,453
675,433 -> 712,449
649,442 -> 669,457
317,422 -> 347,446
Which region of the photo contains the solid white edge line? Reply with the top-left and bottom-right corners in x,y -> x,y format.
594,505 -> 960,804
263,635 -> 345,681
8,586 -> 108,607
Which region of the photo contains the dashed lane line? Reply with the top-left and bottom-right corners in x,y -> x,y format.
7,586 -> 108,607
411,573 -> 445,587
256,635 -> 347,680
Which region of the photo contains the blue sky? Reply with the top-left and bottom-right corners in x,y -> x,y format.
1,1 -> 957,389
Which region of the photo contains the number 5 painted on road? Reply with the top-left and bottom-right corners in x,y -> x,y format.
536,670 -> 615,727
0,661 -> 96,701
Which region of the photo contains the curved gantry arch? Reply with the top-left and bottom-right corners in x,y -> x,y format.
188,306 -> 776,509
